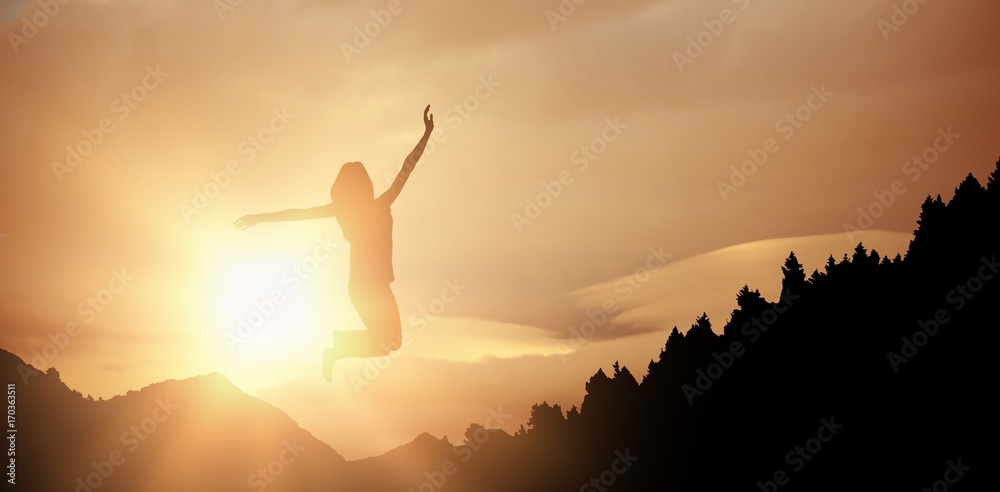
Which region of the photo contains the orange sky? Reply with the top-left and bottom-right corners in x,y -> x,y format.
1,0 -> 998,458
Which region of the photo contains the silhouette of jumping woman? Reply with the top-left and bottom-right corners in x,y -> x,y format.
234,105 -> 434,381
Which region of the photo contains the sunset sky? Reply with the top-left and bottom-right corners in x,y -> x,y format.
1,0 -> 998,459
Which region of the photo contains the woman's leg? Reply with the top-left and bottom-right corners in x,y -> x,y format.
345,281 -> 401,355
323,282 -> 402,380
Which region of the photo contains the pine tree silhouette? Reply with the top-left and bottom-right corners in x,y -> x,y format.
781,251 -> 807,292
988,158 -> 999,191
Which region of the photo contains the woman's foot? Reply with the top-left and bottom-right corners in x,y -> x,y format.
322,348 -> 337,382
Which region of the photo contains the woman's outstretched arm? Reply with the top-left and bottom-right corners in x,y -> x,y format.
381,105 -> 434,206
234,204 -> 335,230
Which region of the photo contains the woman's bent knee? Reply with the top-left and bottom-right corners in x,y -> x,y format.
380,333 -> 402,353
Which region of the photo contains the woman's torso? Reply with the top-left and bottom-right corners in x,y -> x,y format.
338,197 -> 394,285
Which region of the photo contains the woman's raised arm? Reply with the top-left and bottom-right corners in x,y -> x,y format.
380,105 -> 434,206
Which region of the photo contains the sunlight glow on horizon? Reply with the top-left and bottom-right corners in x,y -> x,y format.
2,0 -> 998,460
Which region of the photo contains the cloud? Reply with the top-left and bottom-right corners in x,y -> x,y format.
567,230 -> 914,339
396,315 -> 567,363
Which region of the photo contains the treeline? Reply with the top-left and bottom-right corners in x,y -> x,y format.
446,161 -> 998,491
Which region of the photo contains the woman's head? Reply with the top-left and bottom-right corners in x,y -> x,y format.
330,161 -> 374,211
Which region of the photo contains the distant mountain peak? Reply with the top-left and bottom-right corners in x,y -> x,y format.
412,431 -> 452,446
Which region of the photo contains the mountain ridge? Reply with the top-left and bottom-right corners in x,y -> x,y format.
0,348 -> 348,492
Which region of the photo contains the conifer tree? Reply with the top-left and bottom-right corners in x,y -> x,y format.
781,251 -> 807,291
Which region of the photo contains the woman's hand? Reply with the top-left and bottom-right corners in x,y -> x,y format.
234,214 -> 261,230
423,104 -> 434,134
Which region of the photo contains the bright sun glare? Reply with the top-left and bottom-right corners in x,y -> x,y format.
211,241 -> 353,368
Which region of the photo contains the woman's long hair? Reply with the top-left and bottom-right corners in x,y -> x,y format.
331,162 -> 375,241
330,161 -> 374,209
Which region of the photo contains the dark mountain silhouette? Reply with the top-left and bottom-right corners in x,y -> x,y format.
3,159 -> 996,491
340,433 -> 464,491
0,351 -> 345,492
